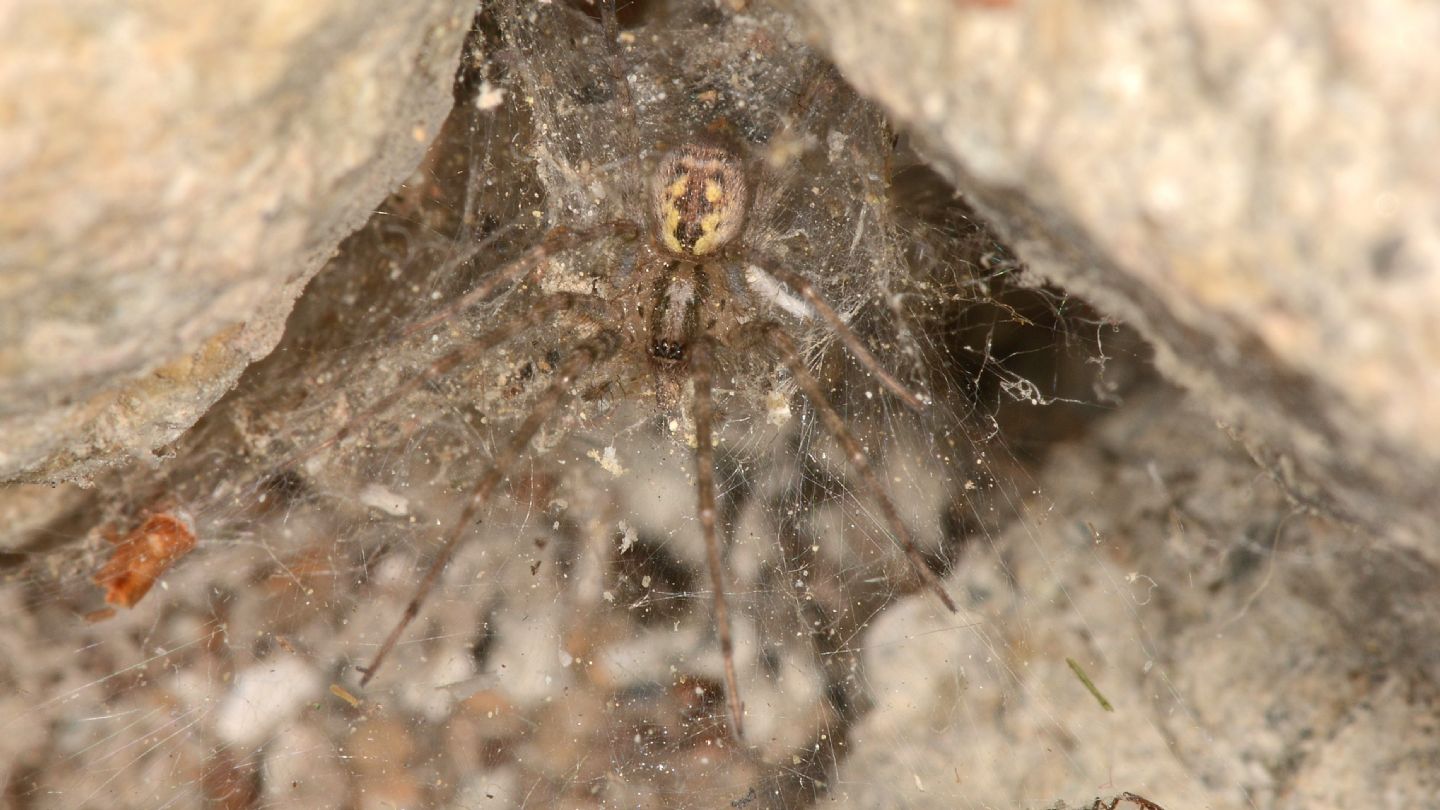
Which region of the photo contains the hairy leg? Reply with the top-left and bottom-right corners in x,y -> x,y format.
275,291 -> 619,475
599,0 -> 640,165
358,328 -> 624,686
404,220 -> 639,338
739,321 -> 956,613
690,337 -> 745,738
744,256 -> 928,411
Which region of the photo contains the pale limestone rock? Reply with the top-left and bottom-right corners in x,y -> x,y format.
0,0 -> 472,482
789,0 -> 1440,537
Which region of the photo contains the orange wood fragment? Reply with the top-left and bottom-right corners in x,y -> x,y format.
93,510 -> 197,608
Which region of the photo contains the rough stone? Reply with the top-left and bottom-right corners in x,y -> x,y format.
836,389 -> 1440,808
788,0 -> 1440,537
0,0 -> 472,483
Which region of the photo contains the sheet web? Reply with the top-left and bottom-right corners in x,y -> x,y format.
0,2 -> 1250,809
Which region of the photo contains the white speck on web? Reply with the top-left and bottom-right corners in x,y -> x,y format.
359,483 -> 409,516
765,390 -> 791,427
617,521 -> 637,553
475,80 -> 507,111
586,444 -> 625,476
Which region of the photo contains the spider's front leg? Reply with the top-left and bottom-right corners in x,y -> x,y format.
359,326 -> 624,686
405,219 -> 640,338
737,320 -> 957,614
743,253 -> 929,411
260,280 -> 620,687
690,336 -> 745,740
272,291 -> 619,475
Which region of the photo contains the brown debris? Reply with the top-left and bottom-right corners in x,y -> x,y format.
92,509 -> 198,608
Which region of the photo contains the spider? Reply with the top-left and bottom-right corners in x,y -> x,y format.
291,0 -> 960,740
1089,793 -> 1168,810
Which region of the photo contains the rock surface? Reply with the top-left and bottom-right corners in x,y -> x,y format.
0,0 -> 472,482
836,389 -> 1440,808
788,0 -> 1440,538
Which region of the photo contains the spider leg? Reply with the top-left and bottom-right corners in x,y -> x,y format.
1091,795 -> 1168,810
739,321 -> 957,613
359,328 -> 624,686
404,219 -> 639,338
599,0 -> 640,164
690,337 -> 745,739
744,256 -> 928,412
276,292 -> 619,474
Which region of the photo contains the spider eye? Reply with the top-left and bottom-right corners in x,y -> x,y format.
653,146 -> 747,257
651,339 -> 686,362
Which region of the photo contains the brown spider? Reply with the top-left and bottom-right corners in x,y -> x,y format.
1089,793 -> 1168,810
298,0 -> 958,740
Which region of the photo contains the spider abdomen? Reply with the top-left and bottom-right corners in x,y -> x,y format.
652,145 -> 747,258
